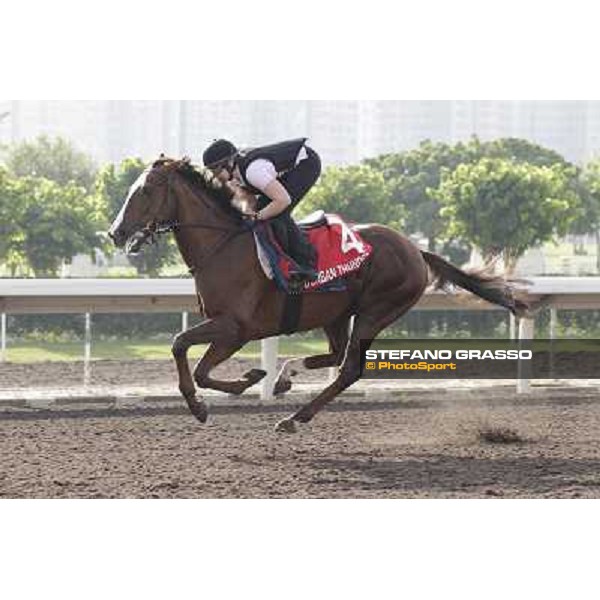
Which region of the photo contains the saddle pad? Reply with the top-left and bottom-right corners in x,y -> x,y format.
253,213 -> 372,293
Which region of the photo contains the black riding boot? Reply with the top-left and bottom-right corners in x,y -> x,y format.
270,213 -> 318,288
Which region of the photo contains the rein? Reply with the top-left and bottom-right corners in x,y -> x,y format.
139,171 -> 250,273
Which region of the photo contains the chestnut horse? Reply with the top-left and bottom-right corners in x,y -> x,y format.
108,157 -> 528,432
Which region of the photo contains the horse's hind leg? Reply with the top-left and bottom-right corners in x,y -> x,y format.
193,342 -> 266,395
273,314 -> 351,395
274,314 -> 377,432
275,290 -> 424,433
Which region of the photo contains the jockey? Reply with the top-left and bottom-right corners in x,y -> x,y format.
202,137 -> 321,283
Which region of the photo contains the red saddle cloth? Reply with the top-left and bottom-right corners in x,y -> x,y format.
301,213 -> 373,291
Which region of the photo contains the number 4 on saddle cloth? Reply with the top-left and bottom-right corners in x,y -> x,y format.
253,211 -> 373,295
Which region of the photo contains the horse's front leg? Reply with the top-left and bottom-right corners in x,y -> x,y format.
171,316 -> 242,422
193,342 -> 266,395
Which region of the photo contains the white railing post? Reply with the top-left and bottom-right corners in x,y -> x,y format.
549,307 -> 557,378
83,312 -> 92,386
260,337 -> 279,400
549,307 -> 557,340
517,317 -> 534,394
509,313 -> 516,340
1,313 -> 6,362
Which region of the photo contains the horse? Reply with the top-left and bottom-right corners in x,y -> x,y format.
108,156 -> 529,433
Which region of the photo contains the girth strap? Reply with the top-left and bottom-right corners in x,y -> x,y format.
279,292 -> 303,335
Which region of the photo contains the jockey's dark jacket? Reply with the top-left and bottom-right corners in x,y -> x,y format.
235,137 -> 308,195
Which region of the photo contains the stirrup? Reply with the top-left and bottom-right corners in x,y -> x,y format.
289,268 -> 318,281
288,270 -> 317,294
288,278 -> 304,295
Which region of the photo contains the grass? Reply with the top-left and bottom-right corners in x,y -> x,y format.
2,338 -> 329,363
7,335 -> 598,363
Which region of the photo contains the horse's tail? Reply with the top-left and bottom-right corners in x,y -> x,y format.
420,250 -> 530,317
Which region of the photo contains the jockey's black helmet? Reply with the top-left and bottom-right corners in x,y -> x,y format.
203,139 -> 238,168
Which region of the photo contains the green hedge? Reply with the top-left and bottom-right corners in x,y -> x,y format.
6,309 -> 600,342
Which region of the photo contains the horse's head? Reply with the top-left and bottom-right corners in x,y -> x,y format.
108,156 -> 180,254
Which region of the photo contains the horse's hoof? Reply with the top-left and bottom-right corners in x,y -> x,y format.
189,400 -> 209,424
243,369 -> 267,385
273,378 -> 292,396
274,418 -> 297,434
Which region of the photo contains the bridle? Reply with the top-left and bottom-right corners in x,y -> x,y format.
132,164 -> 250,272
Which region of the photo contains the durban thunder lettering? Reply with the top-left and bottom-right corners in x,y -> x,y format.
307,255 -> 369,288
365,349 -> 533,360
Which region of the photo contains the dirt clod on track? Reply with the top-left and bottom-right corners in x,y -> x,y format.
1,359 -> 600,498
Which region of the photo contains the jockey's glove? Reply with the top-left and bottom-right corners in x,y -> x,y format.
242,211 -> 260,221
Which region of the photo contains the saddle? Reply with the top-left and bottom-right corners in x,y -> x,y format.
297,210 -> 328,230
253,212 -> 372,294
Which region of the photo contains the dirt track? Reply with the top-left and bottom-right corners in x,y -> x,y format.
2,363 -> 600,498
0,357 -> 324,388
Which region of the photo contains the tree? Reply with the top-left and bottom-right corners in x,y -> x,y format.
0,167 -> 27,276
435,158 -> 582,272
96,157 -> 146,219
298,163 -> 403,229
5,135 -> 97,191
365,137 -> 575,252
18,176 -> 106,276
95,157 -> 179,276
480,137 -> 570,167
364,139 -> 481,253
578,159 -> 600,271
0,167 -> 106,277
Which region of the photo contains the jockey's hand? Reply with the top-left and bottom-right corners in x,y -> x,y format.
230,183 -> 258,215
241,211 -> 259,222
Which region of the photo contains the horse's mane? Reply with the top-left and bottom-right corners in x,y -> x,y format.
153,156 -> 242,222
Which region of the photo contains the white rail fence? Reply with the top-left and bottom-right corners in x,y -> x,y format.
2,277 -> 600,397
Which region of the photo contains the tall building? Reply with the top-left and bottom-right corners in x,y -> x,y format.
305,101 -> 361,165
3,100 -> 600,167
179,100 -> 254,157
250,101 -> 308,145
104,101 -> 167,162
0,100 -> 11,143
364,100 -> 454,157
512,101 -> 588,163
584,102 -> 600,161
451,100 -> 516,143
450,101 -> 593,164
3,101 -> 114,162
